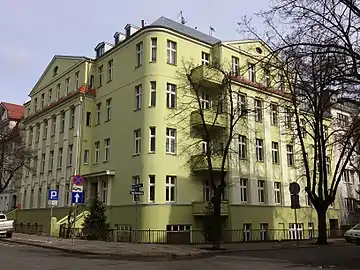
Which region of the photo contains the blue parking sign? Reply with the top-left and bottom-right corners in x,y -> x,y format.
48,190 -> 59,201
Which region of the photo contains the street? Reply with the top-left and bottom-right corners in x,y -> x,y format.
1,241 -> 360,269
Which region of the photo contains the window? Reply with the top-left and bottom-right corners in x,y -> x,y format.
200,92 -> 211,109
243,223 -> 252,241
305,192 -> 312,207
238,135 -> 246,159
325,156 -> 331,175
106,98 -> 112,121
68,145 -> 73,166
70,107 -> 75,128
43,120 -> 48,139
98,65 -> 103,86
75,71 -> 79,90
107,60 -> 113,81
132,176 -> 141,202
48,89 -> 52,103
289,223 -> 303,240
96,103 -> 101,124
134,129 -> 141,154
65,77 -> 70,94
60,111 -> 65,133
301,119 -> 307,138
150,81 -> 156,107
274,182 -> 281,204
41,93 -> 45,108
135,84 -> 142,110
287,145 -> 294,166
94,141 -> 100,163
136,41 -> 143,66
260,223 -> 268,241
263,68 -> 271,87
254,99 -> 262,122
41,153 -> 45,173
256,138 -> 264,162
258,180 -> 265,203
337,113 -> 349,127
343,169 -> 354,183
167,40 -> 177,65
151,38 -> 157,62
248,63 -> 255,82
149,127 -> 156,153
308,222 -> 314,239
33,155 -> 38,175
149,175 -> 155,202
102,181 -> 108,203
56,83 -> 61,99
49,151 -> 54,170
166,128 -> 176,154
240,178 -> 248,202
278,73 -> 285,91
201,52 -> 210,66
345,198 -> 356,212
104,138 -> 110,161
285,107 -> 292,128
271,142 -> 279,164
58,147 -> 63,168
35,124 -> 40,142
166,176 -> 176,202
29,127 -> 33,144
204,180 -> 211,201
232,56 -> 239,76
53,66 -> 58,77
271,103 -> 278,125
51,116 -> 56,135
34,98 -> 37,112
237,93 -> 246,115
86,112 -> 91,126
90,75 -> 94,88
166,83 -> 176,108
83,149 -> 89,164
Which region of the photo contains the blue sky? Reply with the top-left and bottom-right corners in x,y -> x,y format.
0,0 -> 270,105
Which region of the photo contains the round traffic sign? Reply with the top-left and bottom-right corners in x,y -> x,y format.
72,174 -> 84,186
289,182 -> 300,195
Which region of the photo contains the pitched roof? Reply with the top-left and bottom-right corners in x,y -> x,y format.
150,17 -> 221,45
1,102 -> 24,120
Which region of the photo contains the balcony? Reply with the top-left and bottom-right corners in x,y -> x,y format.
190,65 -> 223,89
192,201 -> 230,216
190,110 -> 227,129
190,154 -> 228,172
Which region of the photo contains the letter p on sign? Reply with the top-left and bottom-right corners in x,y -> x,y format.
48,189 -> 59,201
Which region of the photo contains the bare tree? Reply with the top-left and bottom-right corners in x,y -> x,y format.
173,61 -> 252,249
0,119 -> 32,194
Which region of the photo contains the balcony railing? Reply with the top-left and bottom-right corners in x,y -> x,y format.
190,65 -> 223,88
191,201 -> 230,216
190,154 -> 228,172
190,110 -> 227,128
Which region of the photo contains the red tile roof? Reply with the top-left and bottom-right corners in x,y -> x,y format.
1,102 -> 24,120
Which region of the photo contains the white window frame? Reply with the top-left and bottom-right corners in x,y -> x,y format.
240,178 -> 248,202
149,127 -> 156,153
68,144 -> 73,166
150,81 -> 156,107
166,128 -> 176,154
201,51 -> 210,66
287,145 -> 294,166
167,40 -> 177,65
58,147 -> 63,168
248,63 -> 255,82
49,150 -> 54,171
256,138 -> 264,162
70,107 -> 75,128
94,141 -> 100,163
98,65 -> 103,86
263,68 -> 271,87
107,59 -> 113,81
75,71 -> 79,90
239,135 -> 246,159
134,129 -> 141,154
65,77 -> 70,94
274,182 -> 281,204
104,138 -> 110,161
232,56 -> 239,76
135,84 -> 142,110
237,93 -> 246,115
60,112 -> 65,132
102,181 -> 108,204
151,38 -> 157,62
166,83 -> 176,108
254,99 -> 262,122
289,223 -> 303,240
41,153 -> 45,173
166,175 -> 176,203
106,98 -> 112,121
271,141 -> 279,164
96,103 -> 101,124
136,42 -> 143,66
200,92 -> 211,109
52,116 -> 56,135
149,175 -> 155,202
83,149 -> 89,165
271,103 -> 278,125
258,180 -> 265,203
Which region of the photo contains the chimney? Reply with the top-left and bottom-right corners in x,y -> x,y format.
141,20 -> 145,28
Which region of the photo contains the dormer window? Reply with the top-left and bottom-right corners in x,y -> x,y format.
95,42 -> 113,59
126,27 -> 131,38
53,66 -> 58,77
96,45 -> 105,58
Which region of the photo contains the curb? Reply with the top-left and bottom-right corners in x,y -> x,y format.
0,238 -> 214,261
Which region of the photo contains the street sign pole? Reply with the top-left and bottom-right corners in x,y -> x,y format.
294,207 -> 298,246
72,201 -> 77,246
289,182 -> 301,247
47,205 -> 53,243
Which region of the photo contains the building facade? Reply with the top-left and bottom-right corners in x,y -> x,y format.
17,16 -> 340,236
0,102 -> 24,212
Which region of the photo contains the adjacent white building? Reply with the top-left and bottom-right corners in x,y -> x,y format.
0,102 -> 24,213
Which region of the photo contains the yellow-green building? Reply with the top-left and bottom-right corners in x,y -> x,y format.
15,16 -> 340,239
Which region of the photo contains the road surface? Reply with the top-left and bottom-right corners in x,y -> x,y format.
0,241 -> 359,269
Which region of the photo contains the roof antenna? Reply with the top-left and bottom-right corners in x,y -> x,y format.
177,11 -> 187,24
209,26 -> 215,36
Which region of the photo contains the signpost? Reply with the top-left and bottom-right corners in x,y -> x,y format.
71,175 -> 84,246
289,182 -> 301,246
130,183 -> 144,242
47,189 -> 59,243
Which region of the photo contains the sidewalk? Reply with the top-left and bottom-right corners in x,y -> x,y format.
0,233 -> 346,260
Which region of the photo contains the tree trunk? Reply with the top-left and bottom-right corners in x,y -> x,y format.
212,193 -> 222,249
316,207 -> 328,245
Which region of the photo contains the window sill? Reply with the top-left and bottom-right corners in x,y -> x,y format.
103,160 -> 109,163
107,79 -> 112,83
148,105 -> 156,108
133,108 -> 142,112
167,62 -> 177,66
165,152 -> 177,156
256,160 -> 264,163
67,165 -> 72,168
93,162 -> 99,165
148,151 -> 155,154
135,65 -> 142,69
149,60 -> 156,63
105,119 -> 111,123
132,153 -> 140,157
